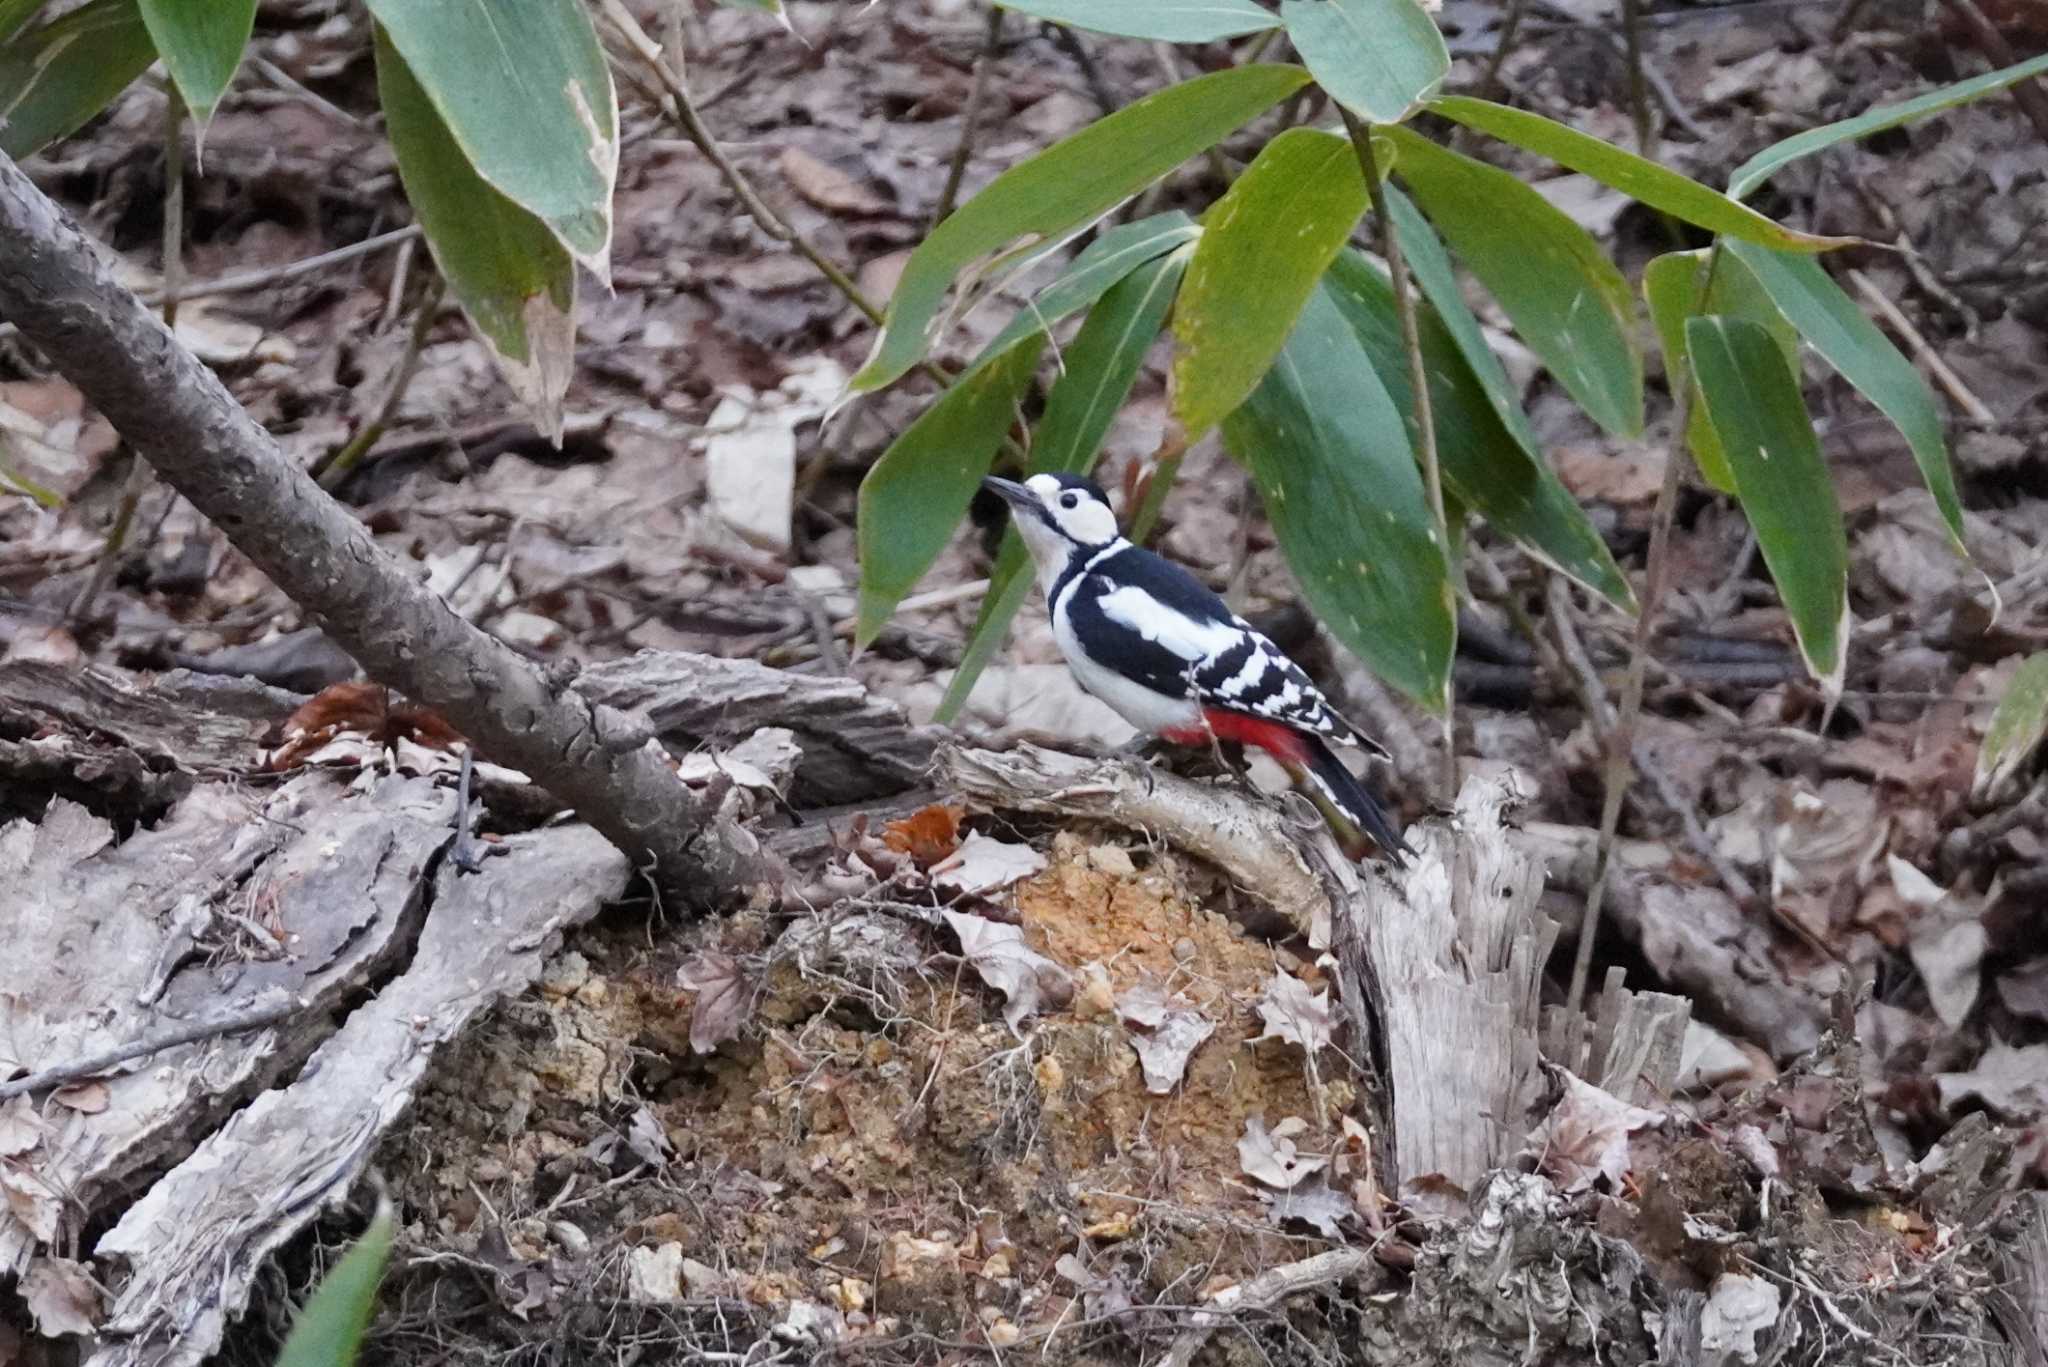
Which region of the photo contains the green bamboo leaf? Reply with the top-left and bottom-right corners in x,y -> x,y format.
0,0 -> 155,159
1642,248 -> 1797,493
856,341 -> 1046,646
138,0 -> 255,124
977,211 -> 1197,361
274,1205 -> 394,1367
1280,0 -> 1447,125
1172,127 -> 1368,440
852,63 -> 1313,395
1225,283 -> 1454,710
1427,96 -> 1854,251
938,247 -> 1189,722
1730,53 -> 2048,200
1725,240 -> 1966,556
1324,249 -> 1633,609
1687,315 -> 1849,693
1382,124 -> 1641,436
0,0 -> 47,43
996,0 -> 1280,41
365,0 -> 617,275
1975,652 -> 2048,802
376,24 -> 575,437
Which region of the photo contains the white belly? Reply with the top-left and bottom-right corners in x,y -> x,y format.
1052,602 -> 1201,736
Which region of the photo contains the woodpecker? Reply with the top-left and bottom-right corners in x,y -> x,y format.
982,472 -> 1411,866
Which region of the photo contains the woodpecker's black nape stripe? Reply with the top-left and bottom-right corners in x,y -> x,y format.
1301,734 -> 1412,867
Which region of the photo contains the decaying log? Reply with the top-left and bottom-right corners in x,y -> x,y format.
0,774 -> 454,1276
0,155 -> 754,912
942,741 -> 1337,944
575,652 -> 942,805
1339,776 -> 1556,1196
86,825 -> 629,1367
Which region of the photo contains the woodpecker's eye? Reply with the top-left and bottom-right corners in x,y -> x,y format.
1060,492 -> 1080,510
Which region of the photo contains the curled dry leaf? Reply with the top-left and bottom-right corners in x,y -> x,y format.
1116,985 -> 1216,1094
1699,1272 -> 1781,1362
21,1256 -> 101,1337
677,951 -> 751,1055
50,1080 -> 109,1114
1,1163 -> 64,1243
1237,1114 -> 1329,1190
1526,1072 -> 1666,1193
882,803 -> 964,867
0,1096 -> 41,1157
942,910 -> 1074,1031
931,832 -> 1049,898
267,681 -> 467,771
1259,1172 -> 1354,1239
779,146 -> 892,216
1936,1040 -> 2048,1119
1251,968 -> 1334,1053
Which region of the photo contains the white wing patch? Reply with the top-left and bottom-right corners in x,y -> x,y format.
1096,585 -> 1244,662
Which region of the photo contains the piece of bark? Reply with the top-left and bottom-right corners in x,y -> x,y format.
575,652 -> 941,805
1545,965 -> 1691,1108
1341,776 -> 1556,1197
941,742 -> 1335,943
0,774 -> 452,1276
0,156 -> 756,913
86,824 -> 630,1367
0,661 -> 296,772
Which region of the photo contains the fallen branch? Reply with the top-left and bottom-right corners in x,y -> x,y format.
0,153 -> 762,914
1152,1248 -> 1380,1367
0,1000 -> 300,1103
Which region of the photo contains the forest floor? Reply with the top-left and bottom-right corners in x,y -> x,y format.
5,0 -> 2048,1363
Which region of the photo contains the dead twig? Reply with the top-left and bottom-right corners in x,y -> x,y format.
1937,0 -> 2048,148
1847,267 -> 1997,425
0,999 -> 301,1102
933,5 -> 1004,228
138,226 -> 421,308
1152,1248 -> 1381,1367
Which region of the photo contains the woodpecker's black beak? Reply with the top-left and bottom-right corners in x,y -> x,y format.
980,476 -> 1031,508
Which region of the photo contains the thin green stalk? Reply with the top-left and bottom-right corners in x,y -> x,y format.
319,275 -> 445,493
1341,105 -> 1456,800
1565,243 -> 1724,1022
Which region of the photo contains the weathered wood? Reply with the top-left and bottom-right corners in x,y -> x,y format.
1543,965 -> 1691,1108
1342,776 -> 1556,1197
0,774 -> 453,1276
941,741 -> 1336,944
576,652 -> 942,805
86,824 -> 629,1367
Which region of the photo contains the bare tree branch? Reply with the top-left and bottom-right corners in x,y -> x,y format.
0,152 -> 766,914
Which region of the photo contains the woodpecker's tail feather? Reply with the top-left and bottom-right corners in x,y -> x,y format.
1299,734 -> 1413,868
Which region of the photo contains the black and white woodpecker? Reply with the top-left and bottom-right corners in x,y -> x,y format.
982,472 -> 1411,866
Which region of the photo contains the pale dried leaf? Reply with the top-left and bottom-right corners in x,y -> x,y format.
931,833 -> 1048,898
1526,1072 -> 1665,1193
677,951 -> 751,1054
0,1164 -> 63,1243
0,1097 -> 40,1158
1936,1041 -> 2048,1118
1251,969 -> 1334,1053
1118,989 -> 1216,1095
779,147 -> 890,215
1699,1272 -> 1780,1362
1260,1173 -> 1354,1238
1910,916 -> 1987,1031
943,911 -> 1072,1030
1237,1114 -> 1329,1190
21,1256 -> 100,1337
50,1080 -> 108,1114
627,1242 -> 684,1302
625,1105 -> 673,1168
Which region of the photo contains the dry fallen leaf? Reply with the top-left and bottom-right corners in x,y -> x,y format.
0,1096 -> 41,1157
1526,1072 -> 1665,1193
20,1256 -> 101,1337
779,146 -> 891,216
268,681 -> 467,771
1260,1173 -> 1354,1238
50,1080 -> 109,1115
931,832 -> 1048,898
1251,969 -> 1334,1054
882,803 -> 964,866
1116,985 -> 1216,1094
677,951 -> 751,1055
0,1163 -> 64,1243
1237,1114 -> 1329,1190
1936,1040 -> 2048,1119
942,910 -> 1073,1030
